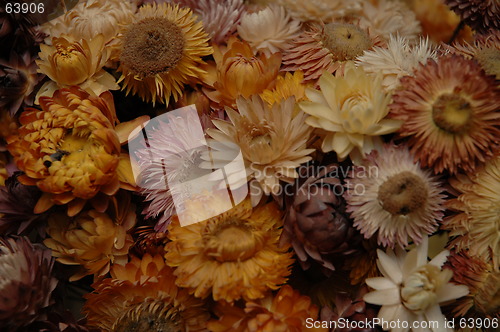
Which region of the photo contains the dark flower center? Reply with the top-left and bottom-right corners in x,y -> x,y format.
432,93 -> 473,134
475,46 -> 500,79
378,171 -> 428,216
120,17 -> 185,78
321,23 -> 372,61
113,302 -> 181,332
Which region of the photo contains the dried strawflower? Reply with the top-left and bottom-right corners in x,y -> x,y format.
84,253 -> 209,331
345,238 -> 381,286
0,236 -> 58,329
442,155 -> 500,269
344,144 -> 445,248
117,3 -> 212,105
405,0 -> 473,43
41,0 -> 136,58
447,31 -> 500,80
282,23 -> 384,81
205,95 -> 313,199
260,71 -> 309,106
36,34 -> 117,100
281,164 -> 361,272
299,62 -> 401,163
277,0 -> 362,23
6,87 -> 141,216
0,51 -> 40,115
206,38 -> 281,107
444,251 -> 500,319
164,196 -> 294,302
133,107 -> 210,232
0,173 -> 46,236
356,35 -> 437,92
237,4 -> 301,56
389,55 -> 500,174
358,0 -> 422,42
364,236 -> 469,330
445,0 -> 500,34
44,191 -> 136,281
180,0 -> 246,45
208,285 -> 320,332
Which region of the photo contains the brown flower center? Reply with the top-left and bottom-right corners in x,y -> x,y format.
321,23 -> 372,61
475,46 -> 500,78
120,17 -> 185,78
432,93 -> 473,134
378,171 -> 428,216
113,300 -> 181,332
204,220 -> 264,262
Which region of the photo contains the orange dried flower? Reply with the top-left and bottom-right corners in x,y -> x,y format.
7,87 -> 143,216
208,285 -> 324,332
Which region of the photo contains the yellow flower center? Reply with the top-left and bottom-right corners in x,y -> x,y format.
401,265 -> 451,314
113,301 -> 181,332
432,93 -> 473,134
120,17 -> 185,78
203,220 -> 265,262
322,23 -> 372,61
378,171 -> 428,216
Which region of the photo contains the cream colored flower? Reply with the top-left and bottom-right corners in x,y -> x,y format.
205,95 -> 314,200
358,0 -> 422,42
299,62 -> 402,163
364,236 -> 469,332
356,35 -> 437,92
237,4 -> 301,56
277,0 -> 362,23
36,34 -> 118,100
41,0 -> 135,58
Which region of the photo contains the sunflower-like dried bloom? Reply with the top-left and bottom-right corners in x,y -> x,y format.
320,286 -> 378,332
41,0 -> 135,53
206,38 -> 281,107
357,0 -> 421,42
389,55 -> 500,174
36,34 -> 118,100
299,62 -> 401,163
206,96 -> 313,198
444,251 -> 500,319
6,87 -> 141,216
182,0 -> 246,45
277,0 -> 362,23
117,3 -> 212,105
237,4 -> 301,56
0,174 -> 46,236
282,23 -> 385,81
208,285 -> 320,331
84,253 -> 209,331
405,0 -> 472,43
44,191 -> 136,281
281,165 -> 361,272
445,0 -> 500,34
442,155 -> 500,269
164,196 -> 294,302
0,236 -> 58,329
0,51 -> 40,115
364,236 -> 469,330
260,71 -> 309,106
344,144 -> 445,248
447,30 -> 500,79
356,35 -> 437,92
